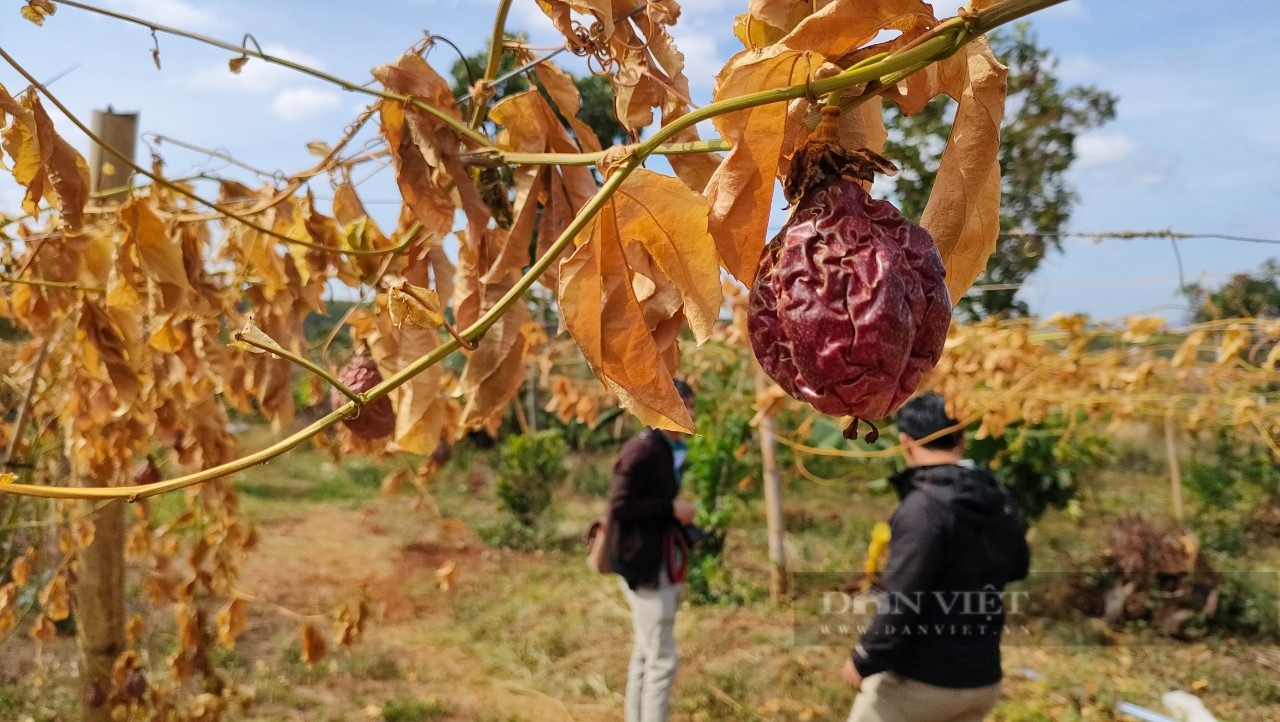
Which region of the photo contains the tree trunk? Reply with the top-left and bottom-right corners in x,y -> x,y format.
73,496 -> 125,722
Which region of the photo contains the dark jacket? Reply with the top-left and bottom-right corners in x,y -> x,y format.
852,463 -> 1031,688
606,429 -> 677,589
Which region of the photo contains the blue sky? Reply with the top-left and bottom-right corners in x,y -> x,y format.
2,0 -> 1277,323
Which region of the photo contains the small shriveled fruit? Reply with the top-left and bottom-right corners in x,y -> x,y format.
748,107 -> 950,438
331,355 -> 396,440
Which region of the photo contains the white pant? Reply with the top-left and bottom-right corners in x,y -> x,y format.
848,672 -> 1001,722
619,572 -> 682,722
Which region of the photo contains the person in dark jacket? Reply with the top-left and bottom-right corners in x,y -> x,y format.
607,380 -> 698,722
843,392 -> 1031,722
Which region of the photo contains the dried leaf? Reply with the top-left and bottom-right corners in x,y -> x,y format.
559,170 -> 721,432
490,84 -> 598,289
30,615 -> 56,644
373,52 -> 464,241
366,309 -> 459,455
215,598 -> 246,649
40,574 -> 70,621
300,623 -> 327,665
531,61 -> 601,154
331,599 -> 367,646
435,560 -> 458,591
10,549 -> 32,586
888,38 -> 1007,302
21,0 -> 55,26
231,319 -> 283,354
0,85 -> 90,230
779,0 -> 935,58
390,283 -> 445,329
119,198 -> 192,309
704,48 -> 816,286
126,613 -> 145,645
306,140 -> 332,157
534,0 -> 614,47
79,300 -> 142,406
228,55 -> 249,74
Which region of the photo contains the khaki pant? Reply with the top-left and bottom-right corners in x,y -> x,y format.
619,573 -> 682,722
847,672 -> 1001,722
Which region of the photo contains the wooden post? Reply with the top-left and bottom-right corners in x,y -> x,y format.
72,108 -> 136,722
88,108 -> 138,201
72,496 -> 126,722
1164,414 -> 1184,522
755,365 -> 787,602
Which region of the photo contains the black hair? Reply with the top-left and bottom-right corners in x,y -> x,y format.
673,378 -> 695,400
895,392 -> 963,451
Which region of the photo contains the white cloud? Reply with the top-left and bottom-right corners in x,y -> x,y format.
271,87 -> 341,121
670,26 -> 724,91
1039,0 -> 1088,20
185,44 -> 328,94
105,0 -> 225,30
1,183 -> 26,217
1075,132 -> 1136,168
1057,54 -> 1104,83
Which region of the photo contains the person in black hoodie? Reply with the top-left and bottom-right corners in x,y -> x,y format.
606,380 -> 698,722
843,392 -> 1030,722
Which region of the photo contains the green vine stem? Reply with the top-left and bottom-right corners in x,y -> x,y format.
463,139 -> 733,168
50,0 -> 491,148
470,0 -> 514,130
231,331 -> 362,405
0,0 -> 1066,502
0,47 -> 421,257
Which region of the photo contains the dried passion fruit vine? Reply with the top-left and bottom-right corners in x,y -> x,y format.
1,0 -> 1067,507
750,315 -> 1280,462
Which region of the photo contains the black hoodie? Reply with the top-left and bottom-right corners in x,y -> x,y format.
851,462 -> 1030,688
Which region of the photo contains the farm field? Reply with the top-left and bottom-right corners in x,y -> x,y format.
4,428 -> 1277,722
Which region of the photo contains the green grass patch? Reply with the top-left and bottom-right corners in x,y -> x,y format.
381,697 -> 450,722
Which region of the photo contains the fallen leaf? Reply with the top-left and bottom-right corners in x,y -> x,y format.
331,599 -> 367,646
435,560 -> 458,591
215,598 -> 246,649
300,623 -> 327,665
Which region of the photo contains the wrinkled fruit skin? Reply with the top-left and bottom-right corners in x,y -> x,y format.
331,356 -> 396,440
749,180 -> 950,420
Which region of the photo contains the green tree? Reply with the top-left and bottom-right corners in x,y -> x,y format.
449,43 -> 629,147
1184,260 -> 1280,321
883,23 -> 1117,319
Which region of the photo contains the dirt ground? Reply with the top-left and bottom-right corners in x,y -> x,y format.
4,441 -> 1279,721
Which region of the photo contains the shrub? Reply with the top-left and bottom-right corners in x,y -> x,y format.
967,415 -> 1110,521
496,430 -> 567,527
